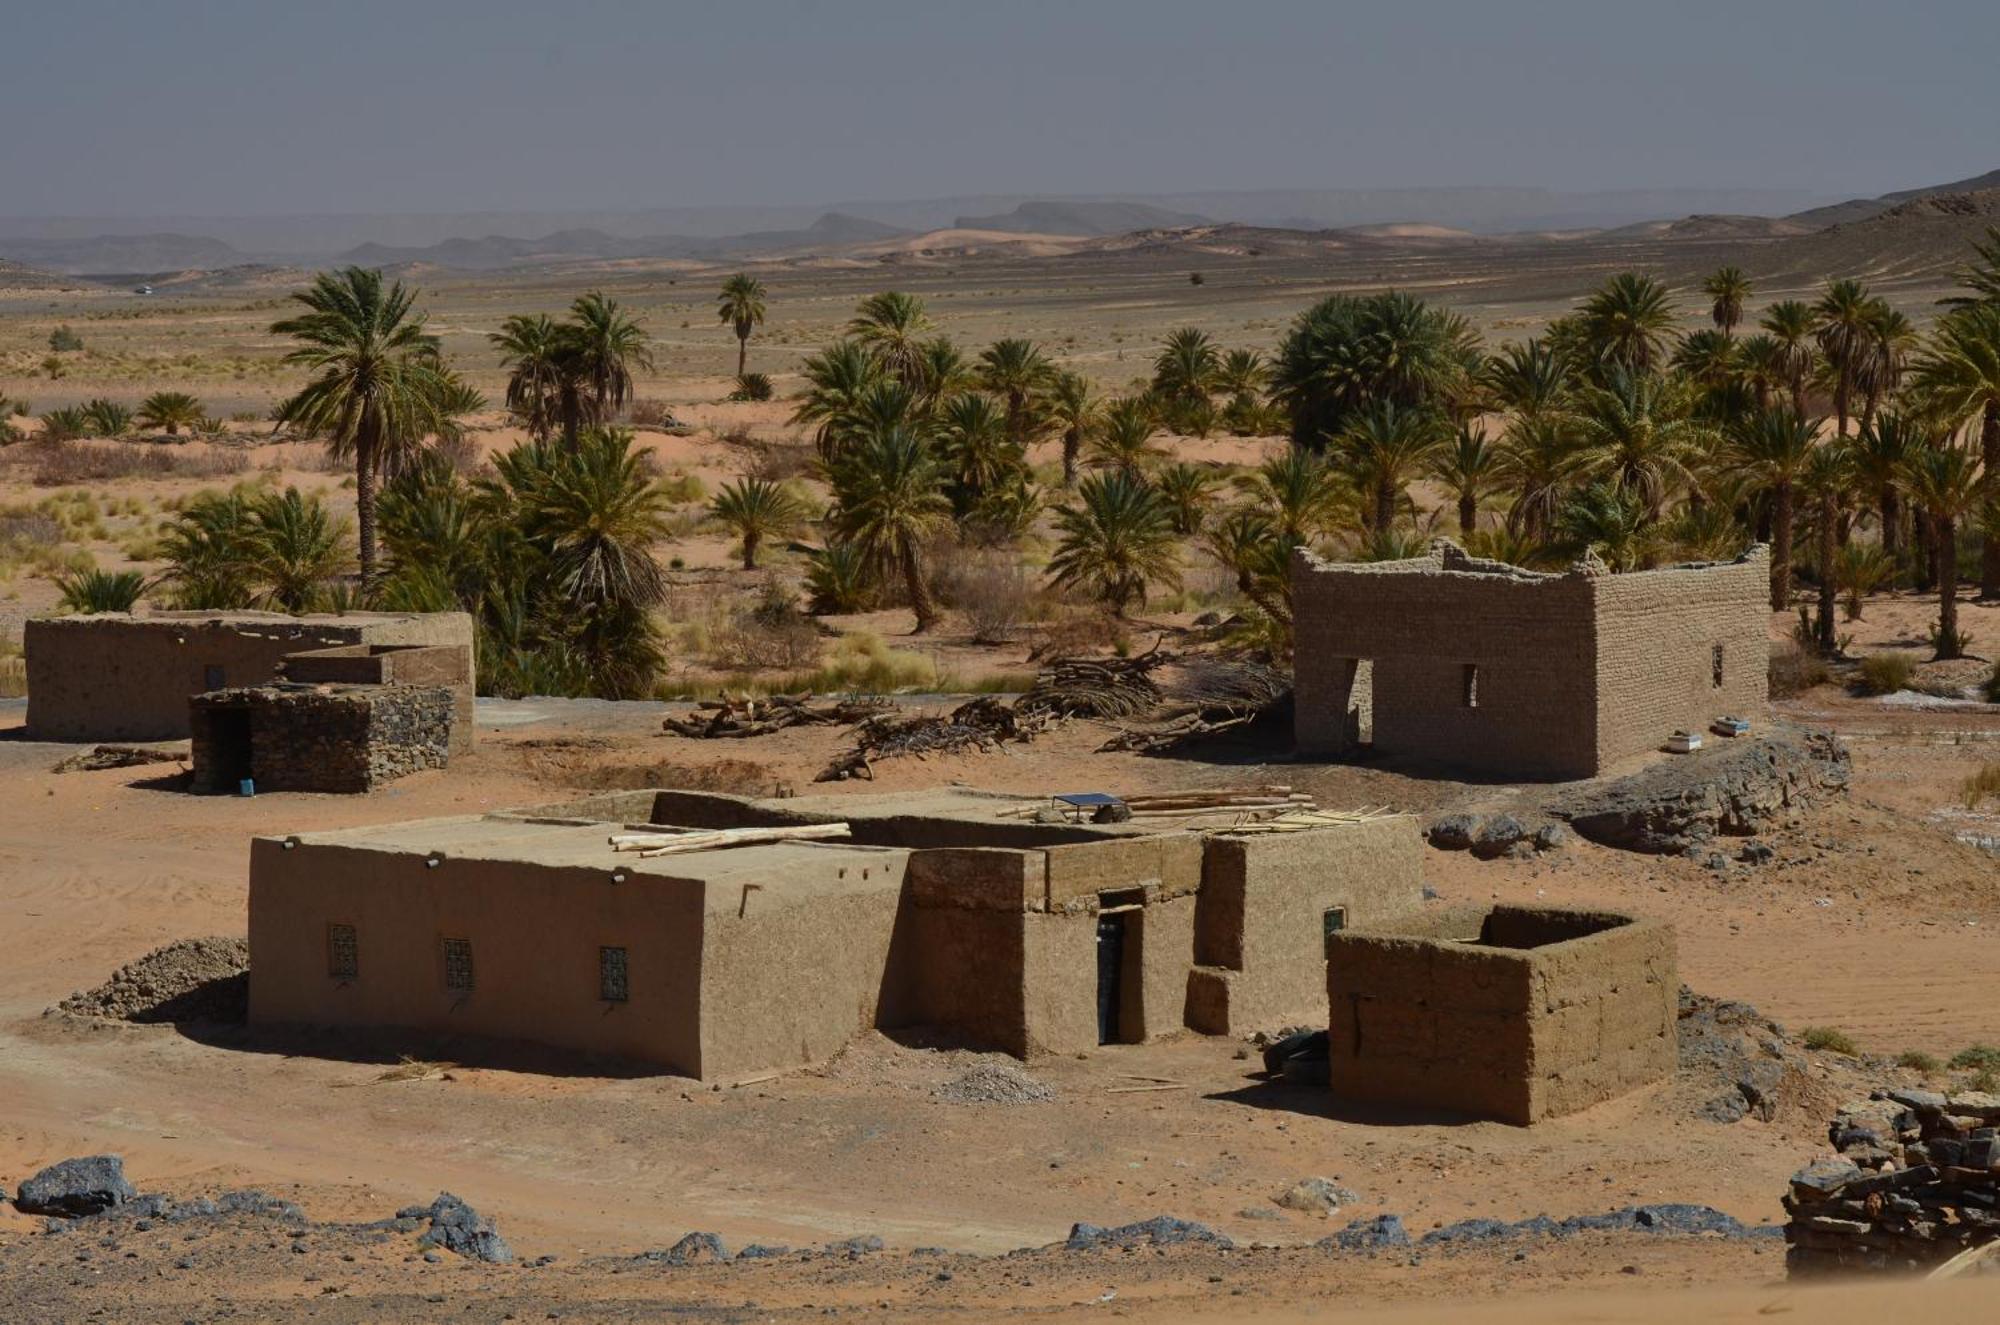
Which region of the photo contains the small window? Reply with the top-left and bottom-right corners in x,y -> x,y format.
1461,663 -> 1479,709
326,923 -> 358,979
1712,643 -> 1725,688
1322,906 -> 1348,954
441,937 -> 474,991
599,946 -> 629,1003
203,663 -> 226,691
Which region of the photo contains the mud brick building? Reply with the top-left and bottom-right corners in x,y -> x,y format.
23,610 -> 475,744
1324,905 -> 1678,1124
189,683 -> 455,794
247,788 -> 1425,1081
1291,541 -> 1769,780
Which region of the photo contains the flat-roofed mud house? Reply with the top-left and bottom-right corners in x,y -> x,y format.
1292,541 -> 1769,780
1324,904 -> 1678,1124
23,610 -> 475,744
248,788 -> 1424,1081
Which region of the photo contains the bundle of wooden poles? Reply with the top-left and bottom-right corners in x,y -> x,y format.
606,823 -> 851,858
997,785 -> 1318,822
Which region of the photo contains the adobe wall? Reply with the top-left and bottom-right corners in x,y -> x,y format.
1189,816 -> 1423,1035
1290,547 -> 1599,779
1589,548 -> 1768,769
24,611 -> 474,742
247,835 -> 705,1073
281,643 -> 476,752
893,849 -> 1042,1054
1324,905 -> 1676,1124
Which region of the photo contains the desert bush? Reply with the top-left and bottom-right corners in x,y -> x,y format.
1897,1050 -> 1941,1073
1028,609 -> 1129,660
623,398 -> 681,429
39,407 -> 89,442
48,325 -> 83,352
1803,1026 -> 1860,1056
1768,642 -> 1831,697
1929,618 -> 1976,660
713,581 -> 824,671
80,399 -> 133,437
1856,651 -> 1916,696
657,470 -> 707,505
943,553 -> 1032,644
22,439 -> 248,486
804,541 -> 875,614
743,438 -> 817,483
55,565 -> 147,613
728,372 -> 774,402
1963,763 -> 2000,809
788,631 -> 939,693
1951,1045 -> 2000,1072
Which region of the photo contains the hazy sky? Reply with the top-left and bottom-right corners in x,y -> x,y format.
7,0 -> 1997,217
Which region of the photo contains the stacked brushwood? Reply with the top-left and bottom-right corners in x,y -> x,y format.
1014,650 -> 1167,721
663,694 -> 893,739
1094,657 -> 1293,753
816,697 -> 1034,782
1784,1088 -> 2000,1276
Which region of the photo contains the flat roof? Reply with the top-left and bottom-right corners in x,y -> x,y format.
35,609 -> 448,627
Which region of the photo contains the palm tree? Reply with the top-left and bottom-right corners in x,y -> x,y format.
848,291 -> 932,387
1239,448 -> 1348,546
1671,329 -> 1739,390
1899,439 -> 1984,656
976,338 -> 1055,447
1048,371 -> 1098,487
249,486 -> 353,612
1555,483 -> 1653,571
715,274 -> 767,378
1337,401 -> 1448,534
1576,273 -> 1677,375
518,427 -> 671,610
1496,413 -> 1582,544
1852,411 -> 1927,563
1735,334 -> 1786,413
1156,462 -> 1219,535
1572,369 -> 1710,519
1203,507 -> 1293,625
1813,278 -> 1875,436
1908,302 -> 2000,598
56,566 -> 147,614
490,313 -> 567,442
936,392 -> 1026,520
136,391 -> 204,436
1270,291 -> 1478,448
1704,266 -> 1752,339
1799,440 -> 1852,652
1089,397 -> 1166,478
1216,348 -> 1267,399
916,336 -> 974,409
1480,339 -> 1574,421
1855,303 -> 1915,434
1760,301 -> 1817,417
1151,327 -> 1221,408
827,424 -> 951,632
562,292 -> 653,435
710,476 -> 808,570
1429,421 -> 1502,536
1727,408 -> 1818,609
271,266 -> 450,585
1046,472 -> 1180,616
791,340 -> 885,460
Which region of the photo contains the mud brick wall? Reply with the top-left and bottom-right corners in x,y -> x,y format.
190,684 -> 453,793
1325,905 -> 1676,1125
1290,542 -> 1769,780
24,610 -> 474,742
1784,1090 -> 2000,1276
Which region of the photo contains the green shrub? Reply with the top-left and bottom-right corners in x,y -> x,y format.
1803,1026 -> 1860,1056
48,325 -> 83,352
728,372 -> 774,402
1856,652 -> 1916,696
55,566 -> 147,613
1897,1050 -> 1941,1073
1949,1044 -> 2000,1071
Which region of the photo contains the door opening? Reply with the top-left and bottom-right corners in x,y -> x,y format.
1096,913 -> 1129,1045
206,707 -> 253,787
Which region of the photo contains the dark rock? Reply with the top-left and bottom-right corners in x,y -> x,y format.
1788,1158 -> 1861,1199
1886,1088 -> 1948,1113
823,1235 -> 883,1258
1425,815 -> 1479,851
1737,841 -> 1775,865
1471,814 -> 1528,859
1698,1093 -> 1749,1124
1532,823 -> 1571,852
15,1156 -> 136,1218
1261,1028 -> 1326,1076
1320,1214 -> 1409,1252
735,1244 -> 791,1260
413,1192 -> 512,1264
1091,802 -> 1133,824
657,1232 -> 727,1265
1065,1216 -> 1233,1251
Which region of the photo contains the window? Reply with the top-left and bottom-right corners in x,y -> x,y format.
1712,643 -> 1725,688
1322,907 -> 1348,956
599,946 -> 629,1003
326,923 -> 358,979
1461,663 -> 1479,709
203,664 -> 226,691
441,937 -> 474,991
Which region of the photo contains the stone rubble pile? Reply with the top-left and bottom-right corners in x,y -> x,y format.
1784,1087 -> 2000,1275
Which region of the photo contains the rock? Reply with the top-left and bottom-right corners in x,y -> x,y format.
1425,814 -> 1479,851
1193,611 -> 1223,628
735,1244 -> 791,1259
1885,1088 -> 1947,1113
1320,1214 -> 1409,1252
1698,1092 -> 1749,1124
1091,802 -> 1133,824
1788,1158 -> 1861,1200
1471,815 -> 1527,859
14,1156 -> 136,1218
1065,1216 -> 1232,1251
1553,728 -> 1849,854
1737,841 -> 1775,865
658,1232 -> 727,1265
1237,1206 -> 1284,1221
1274,1177 -> 1358,1215
1532,823 -> 1571,852
1947,1092 -> 2000,1122
823,1235 -> 883,1258
413,1192 -> 512,1264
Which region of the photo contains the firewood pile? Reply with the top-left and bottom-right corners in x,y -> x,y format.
816,697 -> 1036,782
1784,1088 -> 2000,1277
1013,650 -> 1168,720
1094,657 -> 1293,753
663,693 -> 894,739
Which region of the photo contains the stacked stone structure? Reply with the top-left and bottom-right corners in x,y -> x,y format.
1291,541 -> 1769,780
189,683 -> 452,794
1784,1090 -> 2000,1275
1324,904 -> 1678,1124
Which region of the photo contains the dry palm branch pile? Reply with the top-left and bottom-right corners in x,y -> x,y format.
1093,655 -> 1293,753
816,697 -> 1032,782
662,693 -> 894,739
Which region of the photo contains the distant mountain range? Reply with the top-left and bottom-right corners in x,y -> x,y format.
1784,168 -> 2000,228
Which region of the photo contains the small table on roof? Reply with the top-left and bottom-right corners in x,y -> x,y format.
1052,792 -> 1124,823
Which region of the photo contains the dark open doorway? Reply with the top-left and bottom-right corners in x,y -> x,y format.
1095,913 -> 1128,1045
206,707 -> 254,788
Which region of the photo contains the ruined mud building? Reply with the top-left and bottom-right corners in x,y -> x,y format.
248,788 -> 1424,1081
1292,541 -> 1769,780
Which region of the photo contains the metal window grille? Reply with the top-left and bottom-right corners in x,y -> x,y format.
327,923 -> 358,979
599,946 -> 629,1003
442,937 -> 474,991
1712,643 -> 1725,688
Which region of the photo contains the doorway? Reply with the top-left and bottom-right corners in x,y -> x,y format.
205,706 -> 254,789
1095,913 -> 1129,1045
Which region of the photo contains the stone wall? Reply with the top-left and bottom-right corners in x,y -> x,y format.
1325,905 -> 1677,1124
189,684 -> 453,793
24,610 -> 473,742
1291,542 -> 1769,781
280,643 -> 476,752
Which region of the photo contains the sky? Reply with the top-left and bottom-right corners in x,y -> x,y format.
6,0 -> 1998,219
